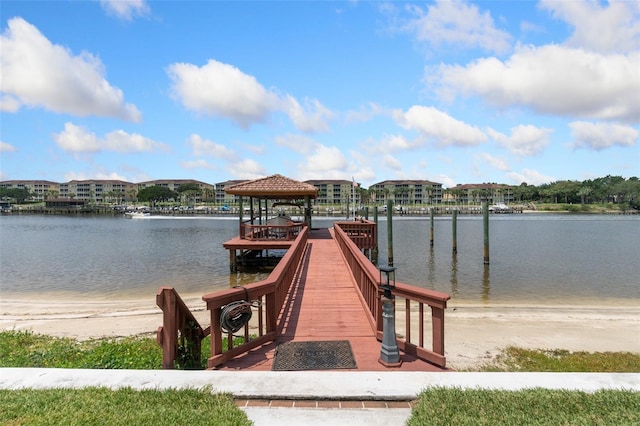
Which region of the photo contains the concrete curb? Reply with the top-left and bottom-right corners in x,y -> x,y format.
1,369 -> 638,399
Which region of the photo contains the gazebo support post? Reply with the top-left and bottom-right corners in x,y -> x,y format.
238,196 -> 243,235
305,195 -> 312,228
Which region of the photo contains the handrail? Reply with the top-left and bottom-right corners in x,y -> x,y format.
241,222 -> 305,241
156,287 -> 208,369
201,227 -> 309,368
333,222 -> 450,368
333,220 -> 377,249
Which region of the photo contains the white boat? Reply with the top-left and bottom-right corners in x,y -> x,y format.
489,203 -> 510,212
125,211 -> 151,219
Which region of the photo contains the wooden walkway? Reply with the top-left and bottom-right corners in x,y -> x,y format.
219,228 -> 448,372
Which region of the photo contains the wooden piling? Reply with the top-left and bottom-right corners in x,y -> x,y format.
429,207 -> 435,247
483,202 -> 490,264
452,209 -> 458,254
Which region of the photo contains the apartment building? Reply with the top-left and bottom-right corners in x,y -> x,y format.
60,180 -> 137,203
214,180 -> 248,205
368,180 -> 443,206
304,179 -> 360,206
0,180 -> 61,201
448,183 -> 514,204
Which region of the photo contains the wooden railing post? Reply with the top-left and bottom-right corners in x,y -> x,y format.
432,306 -> 445,357
156,286 -> 205,370
156,287 -> 177,369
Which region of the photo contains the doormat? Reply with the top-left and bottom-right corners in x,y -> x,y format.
272,340 -> 357,371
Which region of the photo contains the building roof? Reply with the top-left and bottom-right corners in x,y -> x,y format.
453,183 -> 511,190
225,174 -> 318,199
371,179 -> 442,186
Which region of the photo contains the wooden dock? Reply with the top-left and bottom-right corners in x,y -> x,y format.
217,228 -> 448,372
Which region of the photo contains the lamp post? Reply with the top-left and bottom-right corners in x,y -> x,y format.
378,265 -> 402,367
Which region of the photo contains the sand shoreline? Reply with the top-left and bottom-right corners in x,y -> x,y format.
2,296 -> 638,370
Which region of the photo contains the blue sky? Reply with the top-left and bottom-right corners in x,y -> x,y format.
1,0 -> 638,188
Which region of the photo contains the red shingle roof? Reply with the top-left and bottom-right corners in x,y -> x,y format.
224,174 -> 318,199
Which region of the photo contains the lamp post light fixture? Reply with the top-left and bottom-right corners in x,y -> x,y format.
378,265 -> 402,367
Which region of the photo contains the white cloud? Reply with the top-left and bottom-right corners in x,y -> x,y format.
54,122 -> 167,153
100,0 -> 150,20
227,159 -> 267,180
294,144 -> 350,183
384,154 -> 402,171
275,133 -> 317,155
395,105 -> 487,146
187,134 -> 237,160
487,124 -> 553,156
283,96 -> 334,133
167,59 -> 333,132
304,145 -> 348,172
436,174 -> 457,189
569,121 -> 638,151
344,102 -> 386,124
402,0 -> 512,54
476,152 -> 509,171
539,0 -> 640,54
180,159 -> 217,170
505,169 -> 556,186
384,134 -> 414,151
0,142 -> 17,152
167,60 -> 278,128
435,44 -> 640,123
64,170 -> 129,181
0,18 -> 141,121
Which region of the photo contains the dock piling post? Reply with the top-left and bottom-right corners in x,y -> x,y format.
452,209 -> 458,254
483,202 -> 490,264
429,207 -> 434,247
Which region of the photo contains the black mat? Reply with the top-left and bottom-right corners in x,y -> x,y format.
272,340 -> 357,371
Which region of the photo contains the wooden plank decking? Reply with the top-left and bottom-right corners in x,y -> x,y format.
218,228 -> 448,372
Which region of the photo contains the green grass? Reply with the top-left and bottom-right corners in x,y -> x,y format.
407,388 -> 640,426
477,346 -> 640,373
3,331 -> 639,373
0,387 -> 252,426
0,330 -> 163,369
0,330 -> 252,370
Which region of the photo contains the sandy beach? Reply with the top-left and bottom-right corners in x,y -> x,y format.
2,294 -> 638,370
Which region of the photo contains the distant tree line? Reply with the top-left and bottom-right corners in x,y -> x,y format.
511,175 -> 639,208
136,183 -> 201,205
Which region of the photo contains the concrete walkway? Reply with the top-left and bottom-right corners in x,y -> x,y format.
2,368 -> 638,425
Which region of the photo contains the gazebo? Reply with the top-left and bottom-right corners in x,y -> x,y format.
225,174 -> 318,240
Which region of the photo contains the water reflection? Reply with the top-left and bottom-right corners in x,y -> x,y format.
427,247 -> 436,287
228,269 -> 271,288
450,254 -> 458,297
482,265 -> 491,303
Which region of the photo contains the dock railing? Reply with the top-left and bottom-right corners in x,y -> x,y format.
156,287 -> 208,369
240,220 -> 305,241
333,219 -> 376,249
333,221 -> 450,368
201,227 -> 309,368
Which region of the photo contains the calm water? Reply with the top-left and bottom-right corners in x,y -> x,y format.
1,214 -> 638,305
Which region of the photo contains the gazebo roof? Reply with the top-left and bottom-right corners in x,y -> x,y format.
224,174 -> 318,199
